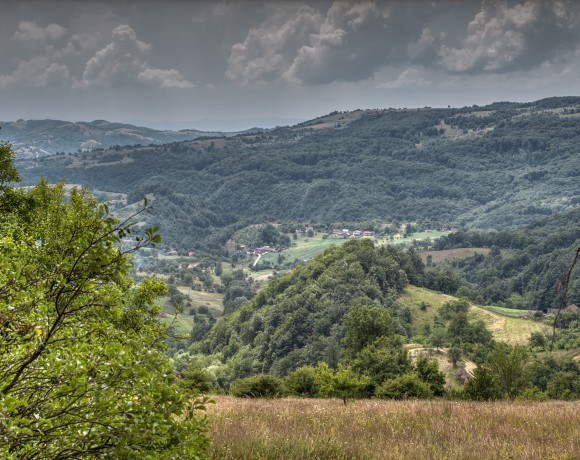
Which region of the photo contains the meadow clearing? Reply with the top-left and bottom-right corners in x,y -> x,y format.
207,396 -> 580,460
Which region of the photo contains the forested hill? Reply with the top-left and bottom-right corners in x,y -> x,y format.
433,206 -> 580,309
193,239 -> 424,378
16,96 -> 580,252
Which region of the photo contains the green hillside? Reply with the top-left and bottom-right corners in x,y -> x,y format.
16,96 -> 580,255
400,285 -> 550,345
192,239 -> 424,377
432,207 -> 580,309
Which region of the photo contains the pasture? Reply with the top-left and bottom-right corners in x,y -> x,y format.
207,396 -> 580,460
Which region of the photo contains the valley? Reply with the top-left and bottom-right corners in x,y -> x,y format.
4,97 -> 580,457
4,2 -> 580,458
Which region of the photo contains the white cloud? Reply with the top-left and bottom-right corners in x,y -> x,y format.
14,21 -> 67,42
191,1 -> 237,24
0,55 -> 70,89
137,68 -> 194,88
378,67 -> 431,89
71,32 -> 103,52
76,25 -> 193,89
283,0 -> 391,84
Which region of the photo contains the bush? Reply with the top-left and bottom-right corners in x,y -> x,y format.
375,372 -> 433,400
464,367 -> 501,401
230,374 -> 283,398
415,357 -> 446,396
516,387 -> 548,402
529,331 -> 547,348
546,371 -> 579,400
284,366 -> 319,397
178,368 -> 215,393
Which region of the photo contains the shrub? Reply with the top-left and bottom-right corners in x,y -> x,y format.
230,374 -> 283,398
284,366 -> 320,397
546,372 -> 579,400
375,372 -> 433,400
415,357 -> 446,396
516,387 -> 548,402
464,367 -> 502,401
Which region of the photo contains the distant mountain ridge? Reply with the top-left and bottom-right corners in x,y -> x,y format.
0,118 -> 256,158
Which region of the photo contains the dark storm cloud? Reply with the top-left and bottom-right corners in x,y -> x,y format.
226,0 -> 580,85
439,0 -> 580,74
226,0 -> 448,85
2,0 -> 580,89
0,1 -> 196,90
0,1 -> 579,124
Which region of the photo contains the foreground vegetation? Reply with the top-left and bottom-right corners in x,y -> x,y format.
0,144 -> 209,459
208,396 -> 580,460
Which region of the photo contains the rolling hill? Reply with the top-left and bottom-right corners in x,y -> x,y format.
13,96 -> 580,255
0,118 -> 255,158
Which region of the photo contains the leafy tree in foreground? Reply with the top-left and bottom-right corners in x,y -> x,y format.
0,147 -> 210,459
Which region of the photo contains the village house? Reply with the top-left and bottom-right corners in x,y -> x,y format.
331,229 -> 350,237
253,246 -> 273,256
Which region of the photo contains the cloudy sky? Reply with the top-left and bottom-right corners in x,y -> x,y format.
1,0 -> 579,130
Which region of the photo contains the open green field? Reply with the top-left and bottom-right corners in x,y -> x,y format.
480,305 -> 532,318
175,286 -> 224,317
400,286 -> 550,345
376,230 -> 449,247
159,303 -> 194,333
207,396 -> 580,460
158,288 -> 224,333
260,230 -> 449,269
261,234 -> 350,265
400,285 -> 454,333
470,305 -> 550,345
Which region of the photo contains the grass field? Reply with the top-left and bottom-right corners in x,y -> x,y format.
159,304 -> 194,333
207,396 -> 580,460
376,230 -> 449,247
480,305 -> 531,318
252,230 -> 448,280
261,234 -> 350,265
158,288 -> 224,333
470,305 -> 550,345
400,286 -> 551,346
259,230 -> 450,269
400,285 -> 453,333
175,286 -> 224,316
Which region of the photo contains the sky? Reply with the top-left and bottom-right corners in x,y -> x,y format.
1,0 -> 580,130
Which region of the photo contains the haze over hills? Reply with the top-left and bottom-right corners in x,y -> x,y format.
0,118 -> 259,158
125,117 -> 306,132
15,96 -> 580,253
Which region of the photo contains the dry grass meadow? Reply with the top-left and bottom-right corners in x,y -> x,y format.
207,396 -> 579,460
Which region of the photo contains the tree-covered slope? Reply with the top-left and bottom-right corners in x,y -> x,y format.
432,207 -> 580,309
16,97 -> 580,252
190,239 -> 425,377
